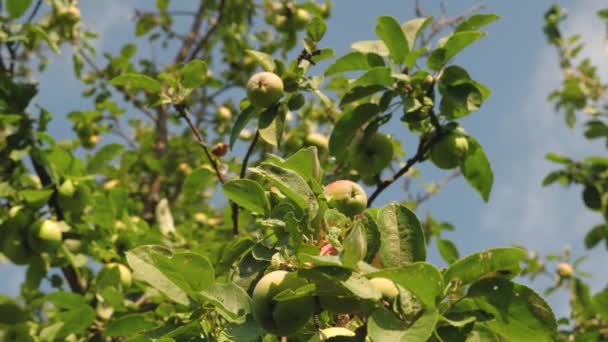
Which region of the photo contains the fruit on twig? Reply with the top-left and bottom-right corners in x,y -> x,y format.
251,270 -> 314,335
311,327 -> 356,341
430,131 -> 469,169
324,180 -> 367,217
28,220 -> 63,253
349,132 -> 393,177
105,263 -> 133,288
557,262 -> 574,278
370,277 -> 399,300
246,72 -> 284,108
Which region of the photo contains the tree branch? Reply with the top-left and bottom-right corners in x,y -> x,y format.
174,3 -> 205,64
187,0 -> 227,61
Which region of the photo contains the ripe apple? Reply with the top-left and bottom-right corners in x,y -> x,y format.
557,262 -> 573,278
246,72 -> 284,108
28,220 -> 63,253
105,263 -> 133,288
324,180 -> 367,217
318,295 -> 362,314
370,277 -> 399,300
430,132 -> 469,169
349,132 -> 393,177
311,327 -> 356,342
251,270 -> 315,336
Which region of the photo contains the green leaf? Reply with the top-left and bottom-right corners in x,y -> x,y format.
339,85 -> 386,106
110,73 -> 161,93
230,106 -> 260,148
545,153 -> 571,164
19,189 -> 53,206
593,289 -> 608,320
437,239 -> 460,265
351,40 -> 389,57
452,278 -> 556,342
584,224 -> 607,249
277,146 -> 323,183
427,32 -> 486,70
182,167 -> 213,199
45,292 -> 96,338
377,203 -> 426,266
28,24 -> 60,54
258,104 -> 287,147
329,103 -> 379,160
401,16 -> 433,50
306,17 -> 327,42
7,0 -> 32,18
461,136 -> 493,202
375,16 -> 410,63
325,52 -> 371,76
402,309 -> 440,341
222,179 -> 270,216
87,143 -> 124,173
156,0 -> 169,11
360,212 -> 381,263
341,222 -> 367,267
368,307 -> 408,341
181,60 -> 207,88
216,238 -> 255,274
245,50 -> 275,72
368,262 -> 443,308
104,314 -> 157,337
443,247 -> 526,286
0,298 -> 28,325
199,283 -> 252,323
250,163 -> 318,218
350,67 -> 393,88
126,245 -> 213,305
455,14 -> 501,32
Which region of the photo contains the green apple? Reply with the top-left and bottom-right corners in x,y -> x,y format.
305,132 -> 329,151
311,327 -> 356,342
324,180 -> 367,217
58,179 -> 75,197
64,239 -> 83,253
105,263 -> 133,288
216,105 -> 232,121
370,277 -> 399,300
430,132 -> 469,169
273,6 -> 311,32
252,270 -> 315,336
1,230 -> 30,265
28,220 -> 63,253
557,262 -> 573,278
318,295 -> 362,314
246,72 -> 284,108
349,133 -> 393,177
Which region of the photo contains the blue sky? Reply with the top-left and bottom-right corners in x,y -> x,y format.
2,0 -> 607,318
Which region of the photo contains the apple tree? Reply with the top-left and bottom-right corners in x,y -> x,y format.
0,1 -> 558,341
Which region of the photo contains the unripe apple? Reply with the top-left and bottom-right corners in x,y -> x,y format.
349,133 -> 393,177
105,263 -> 133,288
305,133 -> 329,151
311,327 -> 356,342
324,180 -> 367,217
58,179 -> 75,197
246,72 -> 284,108
370,277 -> 399,300
28,220 -> 63,252
430,132 -> 469,169
251,270 -> 315,336
64,239 -> 83,254
557,262 -> 573,278
216,106 -> 232,121
1,230 -> 30,265
318,295 -> 362,314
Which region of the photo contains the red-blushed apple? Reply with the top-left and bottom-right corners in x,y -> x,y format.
311,327 -> 356,341
430,132 -> 469,169
246,72 -> 284,108
349,132 -> 393,177
324,180 -> 367,217
370,277 -> 399,300
251,270 -> 315,336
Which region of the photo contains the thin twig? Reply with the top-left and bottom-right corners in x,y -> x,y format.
174,3 -> 205,64
187,0 -> 227,61
418,3 -> 486,47
175,104 -> 225,184
240,131 -> 259,178
414,169 -> 460,205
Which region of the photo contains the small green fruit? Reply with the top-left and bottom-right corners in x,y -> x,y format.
216,106 -> 232,121
324,180 -> 367,217
106,263 -> 133,288
319,295 -> 362,314
252,270 -> 315,336
28,220 -> 63,252
350,133 -> 393,177
305,133 -> 329,151
430,132 -> 469,169
58,179 -> 75,197
246,72 -> 284,108
557,262 -> 573,278
311,327 -> 356,342
370,277 -> 399,300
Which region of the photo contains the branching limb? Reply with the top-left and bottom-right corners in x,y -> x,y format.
188,0 -> 227,61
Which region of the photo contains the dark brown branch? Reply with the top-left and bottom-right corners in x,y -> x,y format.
229,130 -> 260,235
175,104 -> 225,184
174,3 -> 205,64
187,0 -> 227,61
